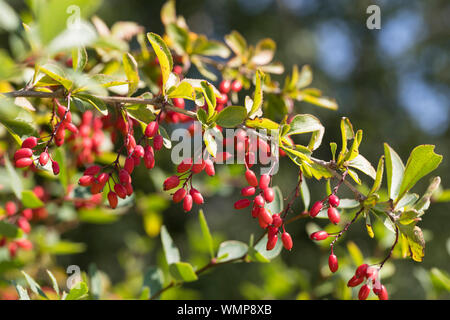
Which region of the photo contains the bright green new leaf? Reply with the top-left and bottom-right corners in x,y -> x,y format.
384,143 -> 405,200
21,190 -> 44,209
39,64 -> 73,90
166,23 -> 189,54
287,114 -> 324,151
65,282 -> 89,300
251,38 -> 276,65
22,271 -> 48,299
123,52 -> 139,96
167,81 -> 196,100
249,70 -> 265,116
169,262 -> 198,282
224,30 -> 247,56
369,156 -> 384,195
347,154 -> 376,180
72,47 -> 88,71
200,81 -> 217,119
147,32 -> 173,95
347,241 -> 364,265
245,118 -> 279,130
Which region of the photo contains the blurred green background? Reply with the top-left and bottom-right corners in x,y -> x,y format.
2,0 -> 449,299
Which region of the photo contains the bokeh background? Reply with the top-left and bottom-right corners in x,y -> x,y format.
2,0 -> 449,299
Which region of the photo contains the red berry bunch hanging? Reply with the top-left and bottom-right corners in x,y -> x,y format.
309,193 -> 341,225
347,264 -> 388,300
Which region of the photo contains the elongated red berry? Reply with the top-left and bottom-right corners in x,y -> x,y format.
177,158 -> 193,173
259,174 -> 270,189
84,165 -> 101,176
15,239 -> 33,250
114,184 -> 127,199
5,201 -> 17,216
328,254 -> 339,273
328,194 -> 340,207
15,158 -> 32,168
51,160 -> 60,175
22,208 -> 33,220
144,149 -> 155,169
204,159 -> 215,176
310,231 -> 329,241
271,213 -> 283,228
79,175 -> 95,186
173,188 -> 187,203
327,207 -> 340,224
8,242 -> 17,258
17,217 -> 31,233
124,182 -> 133,196
366,267 -> 379,281
190,188 -> 204,204
266,234 -> 278,251
145,121 -> 159,138
124,157 -> 135,174
231,80 -> 242,92
219,80 -> 231,94
39,152 -> 49,166
14,148 -> 33,160
241,186 -> 256,197
251,205 -> 260,218
108,192 -> 118,209
234,198 -> 251,210
183,194 -> 193,212
254,194 -> 265,207
281,232 -> 293,250
347,275 -> 365,287
216,93 -> 228,105
263,187 -> 274,203
163,175 -> 180,190
377,285 -> 388,300
245,169 -> 258,187
153,134 -> 163,150
355,264 -> 369,278
259,207 -> 273,225
309,201 -> 323,217
21,137 -> 38,149
358,284 -> 370,300
191,160 -> 206,174
119,169 -> 131,184
97,172 -> 109,185
134,145 -> 145,158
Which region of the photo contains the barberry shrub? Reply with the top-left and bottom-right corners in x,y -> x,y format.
0,0 -> 447,300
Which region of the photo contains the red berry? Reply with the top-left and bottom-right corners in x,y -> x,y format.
172,98 -> 185,109
119,169 -> 131,185
173,65 -> 183,75
309,201 -> 323,217
163,175 -> 180,190
347,275 -> 364,287
84,165 -> 101,176
358,284 -> 370,300
281,232 -> 293,250
245,169 -> 258,187
355,264 -> 369,278
124,182 -> 133,196
377,285 -> 388,300
219,80 -> 231,94
173,188 -> 187,203
258,214 -> 269,229
177,158 -> 193,173
8,242 -> 17,258
22,208 -> 33,220
263,187 -> 274,203
14,148 -> 33,160
153,134 -> 163,150
254,195 -> 265,207
251,205 -> 260,218
204,159 -> 215,176
272,213 -> 283,228
97,172 -> 110,185
259,174 -> 270,189
266,234 -> 278,251
328,194 -> 340,207
231,80 -> 242,92
258,207 -> 273,225
328,254 -> 339,273
15,158 -> 33,168
114,184 -> 127,199
327,207 -> 340,224
65,122 -> 78,134
268,226 -> 278,238
241,186 -> 256,197
144,148 -> 155,169
52,160 -> 60,175
15,239 -> 33,250
21,137 -> 38,149
17,217 -> 31,233
5,201 -> 17,216
183,194 -> 193,212
191,160 -> 206,174
145,121 -> 159,138
366,267 -> 379,281
216,93 -> 228,105
79,175 -> 95,187
310,231 -> 329,241
234,198 -> 251,210
107,192 -> 118,209
190,188 -> 204,205
124,157 -> 135,174
134,145 -> 145,158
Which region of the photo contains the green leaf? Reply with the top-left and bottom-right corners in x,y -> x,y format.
21,190 -> 44,209
0,220 -> 21,238
0,0 -> 19,31
297,65 -> 313,89
41,241 -> 86,255
300,178 -> 310,210
79,208 -> 120,224
169,262 -> 198,282
430,268 -> 450,292
264,186 -> 283,215
47,270 -> 60,297
216,240 -> 248,262
414,176 -> 441,213
167,81 -> 196,100
142,267 -> 164,298
204,127 -> 221,158
251,38 -> 276,65
286,114 -> 324,151
53,148 -> 68,192
72,47 -> 88,72
224,30 -> 247,56
192,39 -> 230,58
338,117 -> 354,162
39,64 -> 73,90
369,156 -> 384,194
347,154 -> 377,180
347,241 -> 364,265
398,223 -> 425,262
147,32 -> 173,95
4,156 -> 23,199
248,70 -> 265,117
14,283 -> 30,300
126,104 -> 156,124
198,209 -> 214,259
384,143 -> 405,200
253,234 -> 283,261
215,106 -> 247,128
200,81 -> 217,119
397,145 -> 442,202
343,129 -> 363,162
166,23 -> 189,54
245,118 -> 279,130
197,108 -> 208,125
330,142 -> 337,162
300,93 -> 338,110
74,93 -> 107,115
22,271 -> 48,299
160,0 -> 176,25
160,225 -> 180,265
65,281 -> 89,300
123,52 -> 139,96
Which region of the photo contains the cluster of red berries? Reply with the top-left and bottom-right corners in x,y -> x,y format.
53,100 -> 78,147
13,136 -> 60,175
309,193 -> 341,224
347,264 -> 388,300
216,79 -> 243,111
68,110 -> 104,165
1,201 -> 34,258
